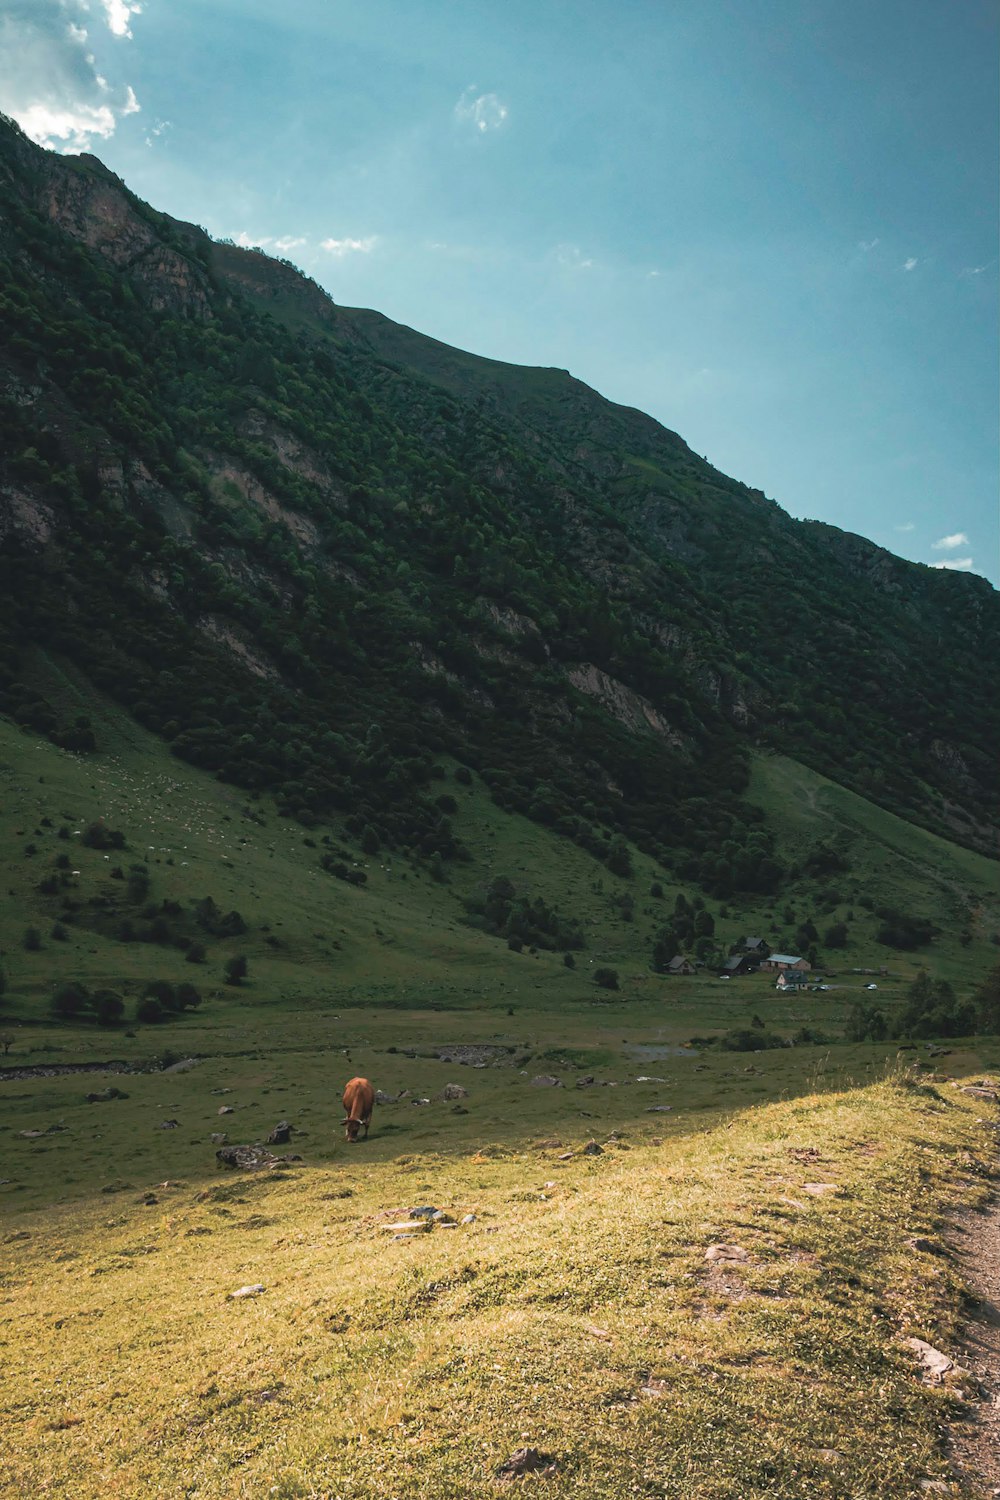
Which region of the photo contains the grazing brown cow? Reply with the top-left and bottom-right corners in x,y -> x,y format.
341,1076 -> 375,1142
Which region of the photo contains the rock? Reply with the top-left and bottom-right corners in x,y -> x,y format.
216,1145 -> 282,1171
267,1121 -> 292,1145
210,1132 -> 228,1145
582,1140 -> 603,1155
411,1097 -> 431,1106
461,1213 -> 476,1224
497,1447 -> 557,1479
374,1089 -> 396,1104
575,1076 -> 596,1089
905,1337 -> 969,1385
86,1087 -> 129,1103
646,1105 -> 673,1113
557,1151 -> 574,1160
431,1210 -> 455,1223
211,1088 -> 232,1095
157,1119 -> 180,1130
636,1075 -> 667,1083
451,1105 -> 469,1114
918,1482 -> 951,1494
217,1105 -> 234,1115
441,1083 -> 468,1101
409,1206 -> 438,1219
803,1183 -> 840,1196
163,1058 -> 199,1073
906,1237 -> 946,1256
705,1244 -> 749,1263
381,1220 -> 432,1234
229,1284 -> 265,1299
530,1075 -> 561,1088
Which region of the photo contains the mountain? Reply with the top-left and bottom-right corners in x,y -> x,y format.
1,109 -> 998,915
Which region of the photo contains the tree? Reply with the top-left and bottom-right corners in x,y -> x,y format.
593,967 -> 619,990
94,990 -> 125,1026
895,970 -> 975,1039
23,927 -> 41,952
563,952 -> 575,969
0,1032 -> 14,1056
973,963 -> 1000,1034
225,954 -> 248,986
824,922 -> 848,949
51,982 -> 88,1019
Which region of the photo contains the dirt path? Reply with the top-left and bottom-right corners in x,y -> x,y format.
948,1192 -> 1000,1496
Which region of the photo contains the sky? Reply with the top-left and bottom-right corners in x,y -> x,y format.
2,0 -> 997,584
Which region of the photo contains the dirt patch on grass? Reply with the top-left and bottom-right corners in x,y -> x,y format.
947,1195 -> 1000,1496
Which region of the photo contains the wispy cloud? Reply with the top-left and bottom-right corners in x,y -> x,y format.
235,231 -> 272,249
320,236 -> 377,257
894,522 -> 915,533
932,532 -> 969,551
0,0 -> 142,152
932,557 -> 974,571
555,243 -> 595,271
858,237 -> 880,252
902,257 -> 918,272
144,117 -> 171,147
273,236 -> 306,254
454,87 -> 509,133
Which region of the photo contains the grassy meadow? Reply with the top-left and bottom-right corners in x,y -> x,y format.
2,691 -> 1000,1496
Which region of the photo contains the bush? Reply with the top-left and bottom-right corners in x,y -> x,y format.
824,922 -> 848,949
186,941 -> 207,964
136,996 -> 166,1023
593,967 -> 619,990
23,927 -> 42,952
844,1003 -> 888,1042
52,982 -> 88,1018
974,963 -> 1000,1034
50,922 -> 69,941
719,1027 -> 786,1052
93,990 -> 125,1026
563,952 -> 576,969
224,954 -> 248,986
895,971 -> 975,1039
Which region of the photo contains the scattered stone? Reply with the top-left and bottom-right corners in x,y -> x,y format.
582,1140 -> 603,1156
138,1192 -> 158,1205
533,1137 -> 563,1149
497,1447 -> 557,1479
640,1378 -> 669,1398
814,1450 -> 844,1463
86,1087 -> 129,1103
409,1206 -> 438,1219
157,1119 -> 180,1130
583,1323 -> 612,1341
210,1132 -> 228,1145
441,1083 -> 469,1101
906,1237 -> 946,1256
431,1210 -> 455,1223
382,1221 -> 432,1235
451,1105 -> 469,1114
216,1145 -> 283,1171
646,1106 -> 673,1113
918,1482 -> 951,1494
905,1337 -> 967,1385
803,1183 -> 840,1197
530,1075 -> 561,1088
575,1076 -> 596,1089
461,1213 -> 476,1224
218,1105 -> 234,1115
705,1244 -> 749,1263
375,1089 -> 397,1104
17,1123 -> 67,1138
185,1226 -> 212,1236
229,1284 -> 266,1299
211,1088 -> 232,1095
267,1121 -> 292,1145
163,1058 -> 199,1073
557,1151 -> 574,1161
961,1086 -> 999,1101
636,1075 -> 667,1083
411,1097 -> 431,1106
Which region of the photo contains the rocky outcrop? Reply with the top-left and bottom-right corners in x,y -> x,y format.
567,663 -> 687,747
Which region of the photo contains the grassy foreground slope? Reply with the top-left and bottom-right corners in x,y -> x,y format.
3,1074 -> 997,1498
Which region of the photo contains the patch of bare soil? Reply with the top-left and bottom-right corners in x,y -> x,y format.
948,1194 -> 1000,1497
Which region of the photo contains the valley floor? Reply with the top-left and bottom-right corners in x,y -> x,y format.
3,1067 -> 998,1499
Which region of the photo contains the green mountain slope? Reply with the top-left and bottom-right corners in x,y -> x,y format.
0,107 -> 997,937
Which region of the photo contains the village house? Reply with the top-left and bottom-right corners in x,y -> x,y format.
763,953 -> 811,973
741,937 -> 771,957
667,955 -> 695,975
775,970 -> 810,991
720,953 -> 756,976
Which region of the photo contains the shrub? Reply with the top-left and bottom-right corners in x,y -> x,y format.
719,1027 -> 786,1052
52,982 -> 88,1018
224,954 -> 248,986
593,967 -> 619,990
185,941 -> 206,964
23,927 -> 42,952
844,1003 -> 888,1042
974,963 -> 1000,1034
563,952 -> 576,969
136,996 -> 166,1023
895,971 -> 975,1039
93,990 -> 125,1026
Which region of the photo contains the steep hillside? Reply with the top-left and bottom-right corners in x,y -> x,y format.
0,108 -> 998,913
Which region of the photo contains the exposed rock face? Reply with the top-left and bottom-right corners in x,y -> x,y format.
567,663 -> 686,747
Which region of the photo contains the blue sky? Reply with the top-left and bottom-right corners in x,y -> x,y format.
3,0 -> 997,583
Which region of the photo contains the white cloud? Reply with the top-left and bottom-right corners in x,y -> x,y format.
0,0 -> 141,153
555,243 -> 594,270
320,236 -> 377,256
102,1 -> 142,39
894,522 -> 915,533
235,231 -> 272,248
144,116 -> 171,147
902,257 -> 918,272
932,532 -> 969,551
932,557 -> 974,571
454,87 -> 508,133
858,237 -> 880,252
273,236 -> 306,254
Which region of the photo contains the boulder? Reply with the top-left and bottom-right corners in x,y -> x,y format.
581,1140 -> 603,1156
530,1075 -> 561,1088
497,1447 -> 557,1479
267,1121 -> 292,1145
705,1244 -> 749,1263
229,1284 -> 266,1299
216,1144 -> 282,1171
440,1083 -> 468,1101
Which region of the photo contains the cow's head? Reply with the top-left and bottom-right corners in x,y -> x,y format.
343,1115 -> 361,1143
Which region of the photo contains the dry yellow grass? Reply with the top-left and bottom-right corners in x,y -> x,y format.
3,1069 -> 995,1498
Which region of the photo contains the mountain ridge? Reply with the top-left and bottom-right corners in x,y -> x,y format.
1,111 -> 997,875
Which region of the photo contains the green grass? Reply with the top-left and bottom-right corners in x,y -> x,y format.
3,702 -> 1000,1494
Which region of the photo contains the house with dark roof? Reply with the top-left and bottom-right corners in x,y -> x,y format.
742,937 -> 771,957
667,955 -> 695,975
721,954 -> 756,976
776,969 -> 810,990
